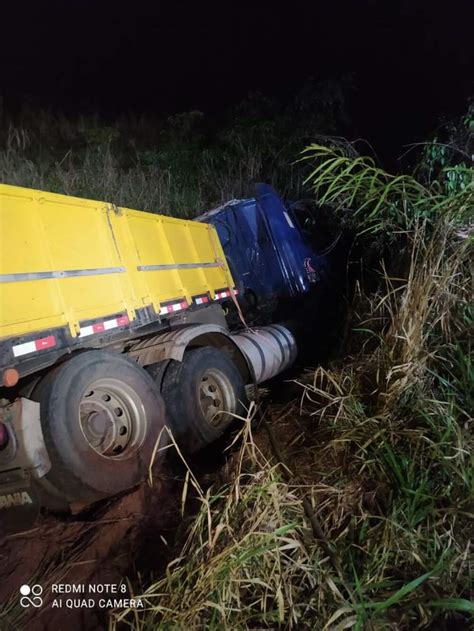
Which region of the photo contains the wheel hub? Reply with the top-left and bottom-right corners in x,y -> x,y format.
198,369 -> 235,427
79,378 -> 146,459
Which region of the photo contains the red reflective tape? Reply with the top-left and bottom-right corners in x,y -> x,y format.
167,305 -> 174,313
34,335 -> 56,350
180,301 -> 188,309
194,295 -> 209,305
92,323 -> 105,333
117,315 -> 129,326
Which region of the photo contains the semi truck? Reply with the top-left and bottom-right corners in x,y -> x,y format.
0,182 -> 328,535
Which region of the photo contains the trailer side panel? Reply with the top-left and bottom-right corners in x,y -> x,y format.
0,185 -> 235,350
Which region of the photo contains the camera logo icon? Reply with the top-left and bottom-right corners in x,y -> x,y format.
19,584 -> 43,608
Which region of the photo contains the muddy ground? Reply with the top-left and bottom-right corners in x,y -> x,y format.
0,460 -> 187,631
0,414 -> 244,631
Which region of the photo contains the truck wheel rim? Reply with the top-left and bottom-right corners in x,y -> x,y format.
79,378 -> 147,459
198,369 -> 236,427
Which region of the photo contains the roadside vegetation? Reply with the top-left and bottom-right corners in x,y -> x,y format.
113,107 -> 473,630
0,82 -> 348,216
1,98 -> 472,629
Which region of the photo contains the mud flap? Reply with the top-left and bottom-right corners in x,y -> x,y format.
0,469 -> 40,537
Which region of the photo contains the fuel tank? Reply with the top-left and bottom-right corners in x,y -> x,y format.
232,324 -> 297,383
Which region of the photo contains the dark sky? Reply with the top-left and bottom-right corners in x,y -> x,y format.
1,0 -> 472,162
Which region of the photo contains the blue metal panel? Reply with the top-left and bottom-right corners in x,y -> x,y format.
198,184 -> 327,303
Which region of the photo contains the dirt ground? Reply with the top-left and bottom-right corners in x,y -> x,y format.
0,470 -> 183,631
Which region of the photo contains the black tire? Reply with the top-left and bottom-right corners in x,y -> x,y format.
161,346 -> 247,453
32,351 -> 168,504
146,359 -> 171,391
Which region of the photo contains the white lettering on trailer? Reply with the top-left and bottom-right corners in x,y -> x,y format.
0,491 -> 33,509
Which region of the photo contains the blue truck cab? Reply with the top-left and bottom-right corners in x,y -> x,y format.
197,183 -> 329,314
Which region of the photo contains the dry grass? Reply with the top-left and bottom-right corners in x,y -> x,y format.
112,416 -> 329,630
0,108 -> 318,216
112,214 -> 473,630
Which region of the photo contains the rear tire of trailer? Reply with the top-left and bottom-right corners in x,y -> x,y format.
32,351 -> 168,505
161,346 -> 247,453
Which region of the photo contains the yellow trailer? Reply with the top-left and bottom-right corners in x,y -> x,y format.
0,183 -> 235,345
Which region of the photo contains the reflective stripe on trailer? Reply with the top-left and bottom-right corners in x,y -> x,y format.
194,295 -> 209,305
10,288 -> 235,358
12,335 -> 56,357
78,315 -> 130,338
159,300 -> 188,316
214,288 -> 239,300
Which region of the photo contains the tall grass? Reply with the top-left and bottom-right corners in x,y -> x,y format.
0,90 -> 343,215
112,418 -> 331,630
113,241 -> 472,628
0,120 -> 253,217
112,129 -> 473,628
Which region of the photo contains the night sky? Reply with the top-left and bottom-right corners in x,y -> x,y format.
1,0 -> 472,164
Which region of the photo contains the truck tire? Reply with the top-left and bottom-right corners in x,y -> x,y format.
32,350 -> 168,504
161,346 -> 247,453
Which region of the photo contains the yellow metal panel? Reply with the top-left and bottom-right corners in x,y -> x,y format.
0,184 -> 234,341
